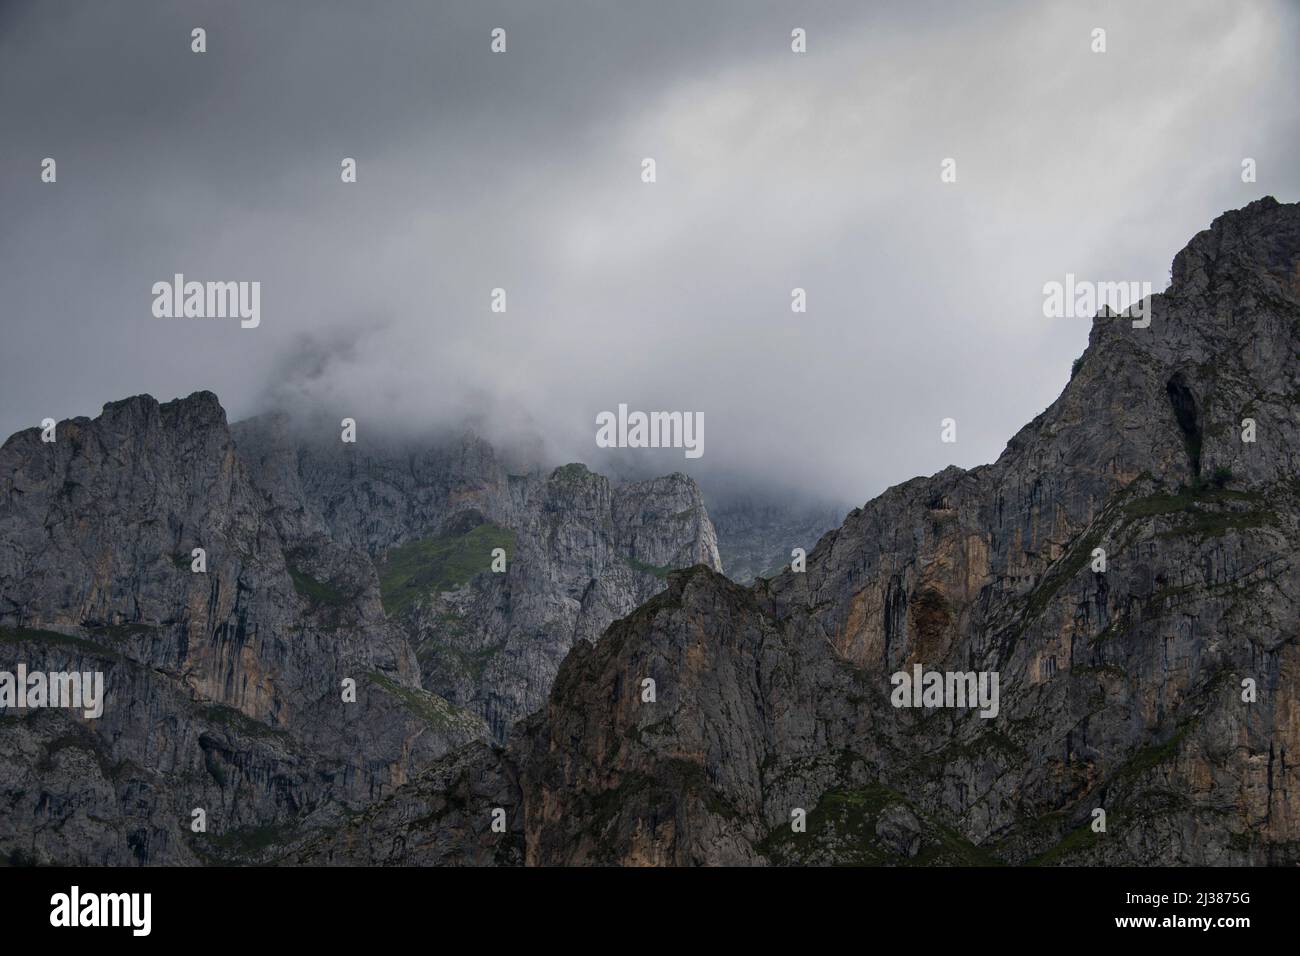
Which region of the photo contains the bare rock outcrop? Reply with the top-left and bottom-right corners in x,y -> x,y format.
302,197 -> 1300,867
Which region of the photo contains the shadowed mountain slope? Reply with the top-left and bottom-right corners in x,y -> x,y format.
294,197 -> 1300,866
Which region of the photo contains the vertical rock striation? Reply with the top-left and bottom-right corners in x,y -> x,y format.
298,197 -> 1300,867
0,394 -> 721,863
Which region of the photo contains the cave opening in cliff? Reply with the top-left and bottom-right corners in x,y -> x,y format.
1165,373 -> 1202,476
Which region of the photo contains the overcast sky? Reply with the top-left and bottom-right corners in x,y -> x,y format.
2,0 -> 1297,506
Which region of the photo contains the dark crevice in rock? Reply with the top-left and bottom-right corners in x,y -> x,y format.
1165,372 -> 1202,476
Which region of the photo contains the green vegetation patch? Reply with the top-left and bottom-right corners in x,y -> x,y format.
1122,486 -> 1262,517
621,555 -> 676,579
910,731 -> 1025,778
419,635 -> 504,686
285,562 -> 348,608
36,726 -> 120,779
0,626 -> 124,661
1155,508 -> 1275,540
191,821 -> 301,863
1020,522 -> 1107,630
378,522 -> 515,617
1112,722 -> 1194,784
1026,818 -> 1098,866
1124,487 -> 1275,541
581,758 -> 743,857
758,784 -> 998,867
199,702 -> 294,742
1019,481 -> 1275,642
1023,721 -> 1198,864
367,671 -> 481,734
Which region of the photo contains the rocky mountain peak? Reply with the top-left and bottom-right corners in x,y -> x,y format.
1170,195 -> 1300,298
0,385 -> 727,862
294,199 -> 1300,867
5,200 -> 1296,867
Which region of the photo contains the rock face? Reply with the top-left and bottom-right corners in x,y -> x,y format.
5,198 -> 1297,868
299,197 -> 1300,866
231,422 -> 722,740
709,496 -> 847,584
0,393 -> 483,865
0,397 -> 720,864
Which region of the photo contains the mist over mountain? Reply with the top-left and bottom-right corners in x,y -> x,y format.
4,198 -> 1298,867
4,0 -> 1300,888
291,196 -> 1300,866
3,0 -> 1298,507
0,387 -> 727,862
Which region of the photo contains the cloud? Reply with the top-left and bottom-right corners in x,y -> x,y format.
2,0 -> 1297,506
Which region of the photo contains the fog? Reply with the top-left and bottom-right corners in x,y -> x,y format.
2,0 -> 1297,507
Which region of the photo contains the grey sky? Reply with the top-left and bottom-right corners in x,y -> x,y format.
2,0 -> 1297,506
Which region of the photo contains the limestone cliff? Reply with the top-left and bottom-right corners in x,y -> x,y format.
297,197 -> 1300,866
0,396 -> 720,863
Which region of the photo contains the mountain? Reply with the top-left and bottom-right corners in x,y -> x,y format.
231,417 -> 722,740
291,197 -> 1300,866
4,197 -> 1297,867
0,399 -> 720,864
709,496 -> 848,584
